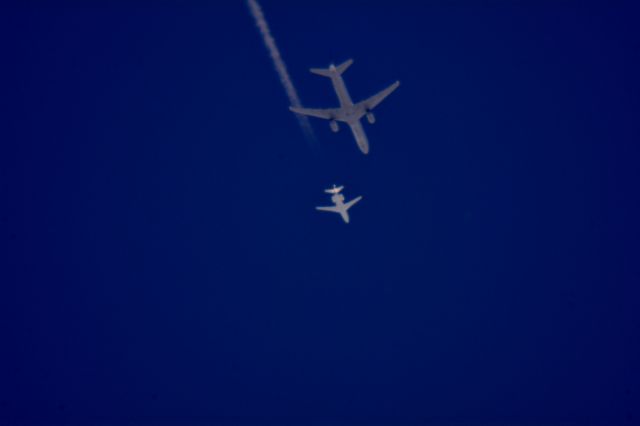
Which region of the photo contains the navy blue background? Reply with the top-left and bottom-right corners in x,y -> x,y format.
2,0 -> 639,424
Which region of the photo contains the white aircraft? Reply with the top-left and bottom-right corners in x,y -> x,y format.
290,58 -> 399,155
316,185 -> 362,224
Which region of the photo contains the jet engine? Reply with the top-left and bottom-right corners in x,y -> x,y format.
366,111 -> 376,124
330,120 -> 339,132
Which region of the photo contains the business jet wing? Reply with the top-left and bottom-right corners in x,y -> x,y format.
290,106 -> 343,121
343,196 -> 362,211
359,81 -> 400,111
316,205 -> 341,213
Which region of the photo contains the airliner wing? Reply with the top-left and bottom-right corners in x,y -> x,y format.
290,106 -> 342,120
360,81 -> 400,111
343,196 -> 362,211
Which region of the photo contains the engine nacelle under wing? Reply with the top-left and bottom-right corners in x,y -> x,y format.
330,120 -> 339,132
366,112 -> 376,124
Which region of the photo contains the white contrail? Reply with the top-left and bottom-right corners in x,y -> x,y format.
247,0 -> 316,144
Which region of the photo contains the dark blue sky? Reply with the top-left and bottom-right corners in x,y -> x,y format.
2,0 -> 640,424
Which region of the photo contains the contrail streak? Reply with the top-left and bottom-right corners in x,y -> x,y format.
247,0 -> 316,144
